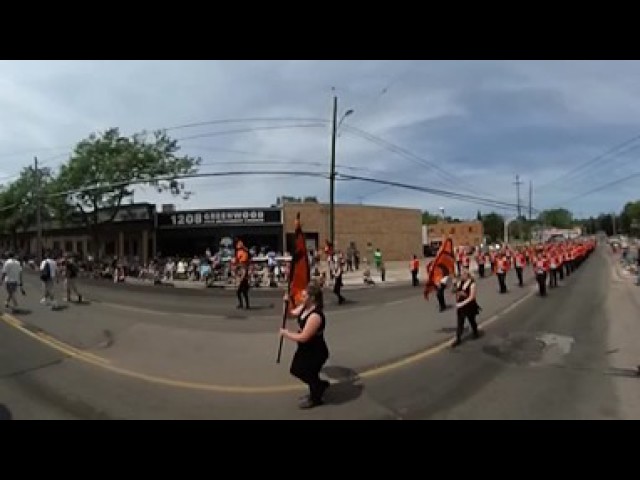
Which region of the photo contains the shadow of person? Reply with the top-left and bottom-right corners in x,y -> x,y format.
0,404 -> 12,420
320,365 -> 363,406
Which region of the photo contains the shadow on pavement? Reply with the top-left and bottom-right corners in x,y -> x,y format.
321,365 -> 364,406
52,305 -> 69,312
0,404 -> 12,420
8,308 -> 32,315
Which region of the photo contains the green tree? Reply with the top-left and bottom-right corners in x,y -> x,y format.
0,166 -> 59,252
421,210 -> 441,225
620,201 -> 640,234
56,128 -> 200,257
481,212 -> 504,243
538,208 -> 573,229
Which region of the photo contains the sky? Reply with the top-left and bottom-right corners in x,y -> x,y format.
0,60 -> 639,220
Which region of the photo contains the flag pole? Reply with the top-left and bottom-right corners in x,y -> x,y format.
276,284 -> 290,364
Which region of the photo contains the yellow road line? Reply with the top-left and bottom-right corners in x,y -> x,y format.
1,313 -> 110,365
0,288 -> 537,394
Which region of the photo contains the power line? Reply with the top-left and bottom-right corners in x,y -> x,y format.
536,131 -> 640,192
550,171 -> 640,208
337,172 -> 540,212
176,123 -> 327,143
164,117 -> 327,132
341,124 -> 507,202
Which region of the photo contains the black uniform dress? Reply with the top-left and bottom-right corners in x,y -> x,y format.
454,278 -> 480,345
290,307 -> 330,405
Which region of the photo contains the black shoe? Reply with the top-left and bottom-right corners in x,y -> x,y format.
473,330 -> 483,339
236,304 -> 243,309
451,339 -> 462,348
299,398 -> 324,409
78,295 -> 83,303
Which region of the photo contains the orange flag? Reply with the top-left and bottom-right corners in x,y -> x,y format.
288,213 -> 310,308
424,238 -> 455,300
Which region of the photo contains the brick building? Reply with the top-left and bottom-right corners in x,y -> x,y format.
426,220 -> 484,248
282,203 -> 422,261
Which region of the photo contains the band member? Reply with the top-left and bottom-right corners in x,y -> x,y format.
437,273 -> 449,312
280,281 -> 330,409
453,267 -> 481,347
410,254 -> 420,287
549,252 -> 558,288
333,260 -> 346,305
515,250 -> 525,287
535,255 -> 549,297
476,250 -> 485,278
236,266 -> 250,309
496,254 -> 508,294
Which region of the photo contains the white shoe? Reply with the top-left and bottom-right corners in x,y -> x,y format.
40,298 -> 47,304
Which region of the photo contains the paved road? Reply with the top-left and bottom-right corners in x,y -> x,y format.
362,246 -> 640,419
2,246 -> 638,419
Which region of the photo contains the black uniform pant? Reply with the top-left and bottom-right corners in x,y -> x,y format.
558,265 -> 564,281
549,268 -> 558,288
565,262 -> 571,277
456,306 -> 479,341
515,267 -> 523,287
497,273 -> 507,293
537,272 -> 547,297
478,264 -> 485,278
290,343 -> 329,402
411,269 -> 419,287
236,282 -> 250,308
333,277 -> 345,304
437,284 -> 447,311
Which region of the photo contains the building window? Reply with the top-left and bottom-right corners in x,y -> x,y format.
469,227 -> 473,233
65,241 -> 73,253
76,241 -> 83,255
53,241 -> 60,250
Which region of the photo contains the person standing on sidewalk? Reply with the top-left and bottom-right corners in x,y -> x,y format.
64,256 -> 83,303
374,248 -> 382,272
452,267 -> 481,347
280,281 -> 330,409
410,254 -> 420,287
40,252 -> 58,309
2,252 -> 25,312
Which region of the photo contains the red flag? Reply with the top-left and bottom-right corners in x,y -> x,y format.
424,238 -> 455,300
288,213 -> 310,308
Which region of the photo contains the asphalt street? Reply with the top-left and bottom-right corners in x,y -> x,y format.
1,246 -> 638,419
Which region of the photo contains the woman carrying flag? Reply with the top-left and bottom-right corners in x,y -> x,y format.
280,280 -> 330,409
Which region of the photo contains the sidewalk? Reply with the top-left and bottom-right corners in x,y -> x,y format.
5,269 -> 538,388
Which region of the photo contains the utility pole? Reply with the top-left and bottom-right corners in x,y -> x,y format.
34,156 -> 43,261
528,180 -> 532,221
329,94 -> 338,249
514,174 -> 523,218
612,212 -> 617,236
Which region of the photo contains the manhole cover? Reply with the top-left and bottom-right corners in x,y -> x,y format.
483,332 -> 574,366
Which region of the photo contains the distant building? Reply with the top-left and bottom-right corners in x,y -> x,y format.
426,221 -> 483,248
532,227 -> 582,243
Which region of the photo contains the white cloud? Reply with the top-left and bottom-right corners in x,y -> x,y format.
0,60 -> 639,217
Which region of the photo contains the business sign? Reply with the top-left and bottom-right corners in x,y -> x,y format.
160,208 -> 282,227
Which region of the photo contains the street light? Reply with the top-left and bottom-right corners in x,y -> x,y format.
329,96 -> 354,250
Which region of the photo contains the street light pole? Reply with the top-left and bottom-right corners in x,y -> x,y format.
328,94 -> 353,250
329,95 -> 338,249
